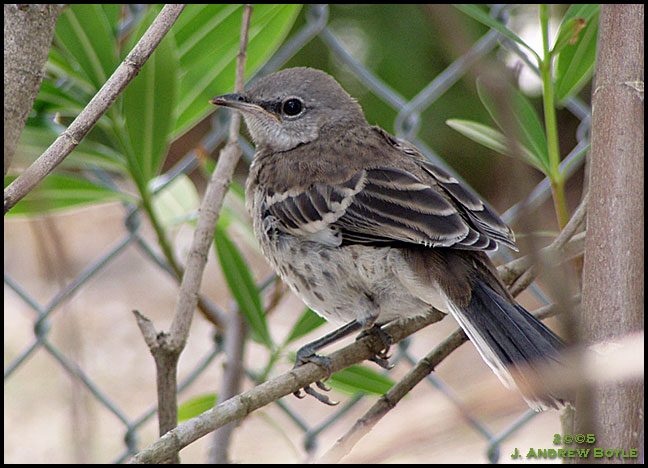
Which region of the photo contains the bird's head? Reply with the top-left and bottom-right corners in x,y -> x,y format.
211,67 -> 367,152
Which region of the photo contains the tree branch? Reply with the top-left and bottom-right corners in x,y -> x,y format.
127,311 -> 444,464
577,3 -> 644,459
167,4 -> 252,351
4,4 -> 63,177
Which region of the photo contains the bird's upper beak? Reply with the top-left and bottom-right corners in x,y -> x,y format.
210,93 -> 279,122
210,93 -> 252,110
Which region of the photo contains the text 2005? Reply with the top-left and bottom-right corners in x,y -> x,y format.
554,434 -> 596,445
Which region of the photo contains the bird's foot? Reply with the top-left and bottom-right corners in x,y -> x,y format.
292,345 -> 338,406
357,324 -> 394,370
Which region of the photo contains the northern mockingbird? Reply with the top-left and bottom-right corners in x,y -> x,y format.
211,67 -> 567,410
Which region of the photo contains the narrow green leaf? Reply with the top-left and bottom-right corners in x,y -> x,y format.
476,79 -> 550,171
54,4 -> 119,90
122,8 -> 179,186
178,393 -> 218,421
16,125 -> 127,172
28,79 -> 124,169
551,17 -> 587,56
559,4 -> 600,25
555,9 -> 599,103
283,308 -> 327,345
4,173 -> 131,216
214,224 -> 273,349
33,80 -> 85,115
453,4 -> 541,63
100,4 -> 124,38
447,119 -> 508,153
151,174 -> 200,228
328,365 -> 395,396
172,4 -> 302,138
446,119 -> 547,172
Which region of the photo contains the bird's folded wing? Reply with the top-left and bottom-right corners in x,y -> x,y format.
263,165 -> 515,251
417,161 -> 516,249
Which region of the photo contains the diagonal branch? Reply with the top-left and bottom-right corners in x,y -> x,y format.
3,4 -> 186,214
499,190 -> 588,296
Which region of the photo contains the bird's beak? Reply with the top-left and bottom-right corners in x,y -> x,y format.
210,93 -> 279,122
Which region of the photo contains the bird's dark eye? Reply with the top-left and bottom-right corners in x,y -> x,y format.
282,98 -> 303,116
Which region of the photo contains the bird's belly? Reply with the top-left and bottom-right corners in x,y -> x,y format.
259,230 -> 436,326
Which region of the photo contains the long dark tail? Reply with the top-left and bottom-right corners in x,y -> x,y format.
447,278 -> 568,410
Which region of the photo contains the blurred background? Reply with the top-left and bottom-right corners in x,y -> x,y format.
5,4 -> 592,463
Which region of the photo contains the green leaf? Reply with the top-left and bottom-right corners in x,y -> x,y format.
171,4 -> 301,138
45,47 -> 97,101
446,119 -> 546,172
555,8 -> 599,103
32,79 -> 117,141
178,393 -> 217,421
551,17 -> 587,56
33,80 -> 86,116
453,4 -> 541,63
100,4 -> 124,38
283,308 -> 327,345
122,7 -> 179,187
328,365 -> 395,396
4,173 -> 131,216
54,4 -> 120,90
214,223 -> 273,349
447,119 -> 508,153
16,124 -> 127,172
559,4 -> 600,27
476,78 -> 550,172
151,174 -> 200,228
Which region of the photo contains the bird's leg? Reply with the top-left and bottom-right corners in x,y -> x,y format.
356,322 -> 394,370
293,320 -> 363,405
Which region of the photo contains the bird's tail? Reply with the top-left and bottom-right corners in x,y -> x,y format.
447,278 -> 568,410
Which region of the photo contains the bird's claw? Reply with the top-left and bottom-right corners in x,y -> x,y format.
369,354 -> 394,370
293,383 -> 338,405
357,324 -> 393,369
292,348 -> 339,406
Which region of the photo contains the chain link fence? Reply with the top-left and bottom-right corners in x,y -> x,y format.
5,4 -> 590,463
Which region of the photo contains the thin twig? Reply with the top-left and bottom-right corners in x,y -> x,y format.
132,4 -> 252,463
167,4 -> 251,349
497,191 -> 588,295
206,8 -> 254,456
207,307 -> 247,463
317,302 -> 565,464
3,4 -> 186,214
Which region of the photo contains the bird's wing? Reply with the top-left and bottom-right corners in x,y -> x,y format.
415,160 -> 517,250
262,162 -> 515,251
